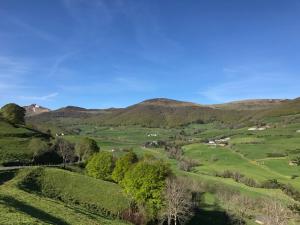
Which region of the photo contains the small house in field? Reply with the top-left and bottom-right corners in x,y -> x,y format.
208,140 -> 216,145
289,160 -> 298,166
296,130 -> 300,133
257,127 -> 266,131
248,126 -> 267,131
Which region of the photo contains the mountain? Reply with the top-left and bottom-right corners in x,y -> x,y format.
26,105 -> 111,123
210,99 -> 289,110
24,104 -> 50,116
86,98 -> 243,127
25,97 -> 300,129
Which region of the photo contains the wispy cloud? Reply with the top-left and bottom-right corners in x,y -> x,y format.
18,92 -> 58,101
0,56 -> 32,76
47,51 -> 78,77
1,12 -> 58,43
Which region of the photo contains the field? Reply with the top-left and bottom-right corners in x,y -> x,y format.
0,168 -> 130,225
59,120 -> 300,224
1,107 -> 300,224
0,120 -> 49,165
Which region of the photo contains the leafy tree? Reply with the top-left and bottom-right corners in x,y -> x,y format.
112,151 -> 138,183
75,137 -> 99,162
55,138 -> 75,167
122,160 -> 171,217
28,138 -> 49,160
1,103 -> 26,124
86,152 -> 114,181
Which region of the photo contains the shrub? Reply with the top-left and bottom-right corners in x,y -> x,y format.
165,145 -> 183,160
261,179 -> 281,189
122,160 -> 171,218
86,152 -> 115,181
112,151 -> 138,183
179,157 -> 200,172
290,156 -> 300,166
266,152 -> 287,157
216,170 -> 259,187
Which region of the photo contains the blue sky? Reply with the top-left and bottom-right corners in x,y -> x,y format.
0,0 -> 299,109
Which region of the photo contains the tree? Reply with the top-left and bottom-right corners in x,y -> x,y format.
86,152 -> 114,181
28,138 -> 49,160
112,151 -> 138,183
122,160 -> 171,217
263,200 -> 293,225
230,194 -> 255,225
75,137 -> 99,162
55,138 -> 75,168
1,103 -> 25,124
179,157 -> 199,172
161,178 -> 192,225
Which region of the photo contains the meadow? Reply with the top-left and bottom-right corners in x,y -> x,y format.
0,168 -> 130,225
65,120 -> 300,224
1,109 -> 300,224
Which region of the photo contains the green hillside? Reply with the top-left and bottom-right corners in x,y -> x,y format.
0,118 -> 50,165
0,168 -> 130,225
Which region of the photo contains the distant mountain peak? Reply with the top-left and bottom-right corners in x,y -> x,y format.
24,104 -> 50,116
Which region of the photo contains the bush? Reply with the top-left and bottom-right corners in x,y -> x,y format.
112,151 -> 138,183
122,160 -> 171,218
290,156 -> 300,166
179,157 -> 200,172
266,152 -> 287,157
261,179 -> 281,189
216,170 -> 259,188
86,152 -> 115,181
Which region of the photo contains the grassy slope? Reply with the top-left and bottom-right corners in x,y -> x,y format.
21,167 -> 130,216
0,169 -> 130,225
0,119 -> 49,165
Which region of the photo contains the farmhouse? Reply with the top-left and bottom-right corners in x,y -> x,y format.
248,126 -> 267,131
207,137 -> 230,146
296,129 -> 300,133
248,127 -> 257,131
143,140 -> 166,148
207,141 -> 216,145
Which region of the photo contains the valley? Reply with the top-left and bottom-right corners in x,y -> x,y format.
0,98 -> 300,225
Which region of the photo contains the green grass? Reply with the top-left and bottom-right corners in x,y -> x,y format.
18,167 -> 131,217
0,170 -> 129,225
0,120 -> 50,165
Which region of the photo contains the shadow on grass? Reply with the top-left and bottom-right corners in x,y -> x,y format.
0,195 -> 70,225
187,208 -> 234,225
0,170 -> 16,185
